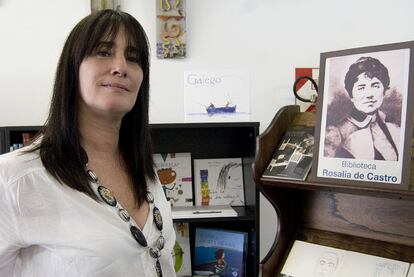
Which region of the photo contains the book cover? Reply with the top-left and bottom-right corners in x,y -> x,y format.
407,264 -> 414,277
193,158 -> 245,206
153,152 -> 193,207
339,250 -> 409,277
194,228 -> 248,277
281,240 -> 346,277
262,127 -> 314,181
184,69 -> 250,123
281,240 -> 410,277
173,223 -> 192,277
172,205 -> 237,219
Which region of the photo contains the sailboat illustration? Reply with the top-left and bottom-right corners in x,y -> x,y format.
206,101 -> 237,114
205,93 -> 237,115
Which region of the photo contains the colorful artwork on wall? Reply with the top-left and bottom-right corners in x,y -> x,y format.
156,0 -> 186,59
91,0 -> 120,12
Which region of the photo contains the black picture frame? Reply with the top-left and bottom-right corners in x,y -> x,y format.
311,41 -> 414,190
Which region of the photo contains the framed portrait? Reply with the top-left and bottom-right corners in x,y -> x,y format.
311,41 -> 414,190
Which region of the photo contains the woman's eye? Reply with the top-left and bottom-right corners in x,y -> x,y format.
127,56 -> 140,64
97,50 -> 111,57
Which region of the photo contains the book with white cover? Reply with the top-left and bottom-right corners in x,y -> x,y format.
193,157 -> 245,206
281,240 -> 410,277
172,205 -> 237,219
407,264 -> 414,277
173,223 -> 192,277
281,240 -> 346,277
339,250 -> 409,277
154,152 -> 193,207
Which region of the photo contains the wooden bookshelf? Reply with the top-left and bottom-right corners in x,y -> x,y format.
252,105 -> 414,277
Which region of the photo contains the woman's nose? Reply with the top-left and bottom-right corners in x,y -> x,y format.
111,55 -> 127,77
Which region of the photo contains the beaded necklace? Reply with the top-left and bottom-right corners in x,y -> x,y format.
81,149 -> 164,277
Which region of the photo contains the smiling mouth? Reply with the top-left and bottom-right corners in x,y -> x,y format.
102,83 -> 129,92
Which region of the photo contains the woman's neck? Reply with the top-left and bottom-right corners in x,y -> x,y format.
79,112 -> 122,162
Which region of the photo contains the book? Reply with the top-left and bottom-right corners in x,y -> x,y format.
21,131 -> 37,146
281,240 -> 410,277
339,250 -> 409,277
172,205 -> 237,219
173,223 -> 192,277
153,152 -> 193,207
262,127 -> 314,181
281,240 -> 347,277
194,228 -> 248,277
193,158 -> 245,206
407,264 -> 414,277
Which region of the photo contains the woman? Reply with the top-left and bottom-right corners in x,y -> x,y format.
0,10 -> 176,277
324,57 -> 400,160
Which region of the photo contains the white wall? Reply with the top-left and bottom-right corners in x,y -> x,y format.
1,0 -> 414,261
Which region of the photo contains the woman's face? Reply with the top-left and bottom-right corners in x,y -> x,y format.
351,72 -> 385,114
78,27 -> 143,121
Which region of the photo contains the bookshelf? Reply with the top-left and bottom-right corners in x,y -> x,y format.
252,105 -> 414,277
151,122 -> 260,277
0,126 -> 41,153
1,122 -> 260,277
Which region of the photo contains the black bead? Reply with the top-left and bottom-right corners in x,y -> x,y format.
146,191 -> 154,203
153,206 -> 163,231
130,226 -> 147,247
97,186 -> 117,207
156,235 -> 165,250
155,259 -> 163,277
86,169 -> 98,183
118,209 -> 130,222
149,247 -> 161,259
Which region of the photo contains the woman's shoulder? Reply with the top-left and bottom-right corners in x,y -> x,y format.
0,147 -> 43,187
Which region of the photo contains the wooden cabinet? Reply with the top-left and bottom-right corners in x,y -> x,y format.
1,122 -> 260,276
252,105 -> 414,277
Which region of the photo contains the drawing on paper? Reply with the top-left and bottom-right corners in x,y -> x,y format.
184,69 -> 250,122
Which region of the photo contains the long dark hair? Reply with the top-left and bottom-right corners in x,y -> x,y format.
34,10 -> 155,206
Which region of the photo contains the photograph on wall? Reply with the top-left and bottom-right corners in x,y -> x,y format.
153,152 -> 193,206
184,69 -> 250,122
193,228 -> 248,277
193,158 -> 245,206
311,41 -> 414,189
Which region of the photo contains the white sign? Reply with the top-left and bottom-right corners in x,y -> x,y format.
184,69 -> 250,122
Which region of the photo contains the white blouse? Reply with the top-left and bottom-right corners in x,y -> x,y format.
0,148 -> 176,277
